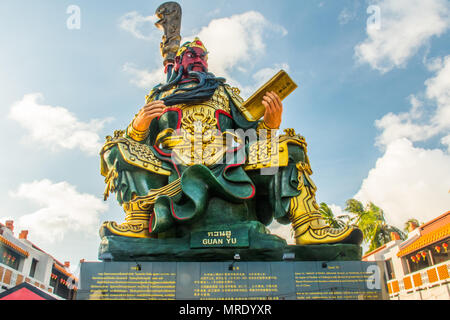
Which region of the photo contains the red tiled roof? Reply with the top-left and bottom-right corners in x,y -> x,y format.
0,282 -> 57,300
52,263 -> 78,281
419,211 -> 449,234
397,212 -> 450,257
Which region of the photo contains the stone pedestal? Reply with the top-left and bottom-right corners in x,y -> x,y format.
99,221 -> 362,262
88,219 -> 384,300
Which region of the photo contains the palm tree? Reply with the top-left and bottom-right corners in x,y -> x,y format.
404,218 -> 420,233
318,203 -> 346,228
344,199 -> 406,252
341,199 -> 364,225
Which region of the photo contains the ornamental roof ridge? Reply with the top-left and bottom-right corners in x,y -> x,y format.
0,227 -> 30,255
419,211 -> 450,235
397,222 -> 450,257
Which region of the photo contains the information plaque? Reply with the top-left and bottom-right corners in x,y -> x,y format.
77,260 -> 388,300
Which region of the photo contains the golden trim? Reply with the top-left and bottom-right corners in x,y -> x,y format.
287,161 -> 359,245
257,120 -> 278,132
397,225 -> 450,257
103,167 -> 118,201
243,70 -> 297,121
152,93 -> 239,167
244,129 -> 307,171
100,135 -> 171,179
244,137 -> 281,170
100,179 -> 182,238
127,123 -> 150,142
128,178 -> 182,207
176,37 -> 208,58
116,138 -> 171,176
0,235 -> 29,257
145,89 -> 157,104
101,221 -> 151,238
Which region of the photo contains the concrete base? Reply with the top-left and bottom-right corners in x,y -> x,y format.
98,222 -> 362,262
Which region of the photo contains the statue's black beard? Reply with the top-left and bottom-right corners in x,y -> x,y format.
150,65 -> 226,107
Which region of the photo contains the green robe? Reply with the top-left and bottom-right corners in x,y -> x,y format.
101,83 -> 307,237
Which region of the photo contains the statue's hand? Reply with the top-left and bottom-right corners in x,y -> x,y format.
262,91 -> 283,129
133,100 -> 166,131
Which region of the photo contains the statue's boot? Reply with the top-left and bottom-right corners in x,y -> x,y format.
99,201 -> 153,238
100,179 -> 182,238
289,162 -> 363,245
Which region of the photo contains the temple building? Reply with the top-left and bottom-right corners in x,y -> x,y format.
362,211 -> 450,300
0,220 -> 78,300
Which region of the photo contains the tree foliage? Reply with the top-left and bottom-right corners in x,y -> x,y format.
344,199 -> 407,252
318,203 -> 345,229
319,199 -> 411,253
404,218 -> 420,233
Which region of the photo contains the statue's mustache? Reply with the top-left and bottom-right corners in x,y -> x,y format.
187,63 -> 207,72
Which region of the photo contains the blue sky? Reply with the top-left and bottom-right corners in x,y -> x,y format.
1,0 -> 449,271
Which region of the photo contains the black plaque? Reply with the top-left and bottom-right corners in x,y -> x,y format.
77,260 -> 388,300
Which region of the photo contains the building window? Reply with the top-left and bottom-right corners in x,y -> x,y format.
29,258 -> 38,278
385,259 -> 395,280
50,268 -> 73,300
50,273 -> 57,288
431,240 -> 449,265
0,246 -> 21,270
408,250 -> 432,273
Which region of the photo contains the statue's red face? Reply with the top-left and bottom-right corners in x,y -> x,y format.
175,47 -> 208,76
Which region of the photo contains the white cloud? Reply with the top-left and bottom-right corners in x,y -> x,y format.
425,55 -> 450,130
442,134 -> 450,153
252,63 -> 290,87
375,55 -> 450,148
5,180 -> 108,243
8,93 -> 111,156
355,0 -> 450,73
374,110 -> 438,147
355,138 -> 450,229
355,54 -> 450,229
118,11 -> 159,41
236,63 -> 290,99
268,221 -> 295,245
328,204 -> 345,218
122,11 -> 289,96
185,11 -> 288,81
122,62 -> 166,89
